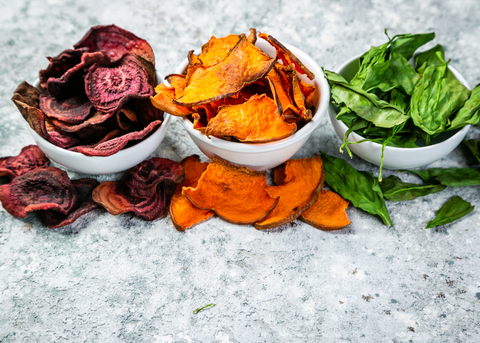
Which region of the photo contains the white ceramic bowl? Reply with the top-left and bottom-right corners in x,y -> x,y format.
329,54 -> 471,170
172,38 -> 330,171
27,72 -> 171,175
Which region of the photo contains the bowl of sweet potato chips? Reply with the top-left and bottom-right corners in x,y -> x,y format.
151,29 -> 329,170
12,25 -> 170,175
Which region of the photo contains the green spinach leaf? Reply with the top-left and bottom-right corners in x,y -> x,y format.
320,151 -> 392,226
390,32 -> 436,61
351,43 -> 389,88
426,196 -> 474,229
403,168 -> 480,187
463,139 -> 480,164
380,175 -> 446,201
325,70 -> 409,128
415,44 -> 445,71
448,84 -> 480,131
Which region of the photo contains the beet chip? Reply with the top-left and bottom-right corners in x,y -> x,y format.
40,94 -> 94,124
0,167 -> 77,218
39,47 -> 89,89
92,158 -> 184,221
70,120 -> 162,156
85,54 -> 154,114
74,24 -> 156,86
43,178 -> 100,229
0,145 -> 50,180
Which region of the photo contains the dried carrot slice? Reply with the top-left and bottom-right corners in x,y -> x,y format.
150,83 -> 192,117
300,189 -> 351,230
255,156 -> 325,230
169,155 -> 214,231
174,35 -> 276,107
182,158 -> 278,224
259,32 -> 315,80
205,94 -> 296,143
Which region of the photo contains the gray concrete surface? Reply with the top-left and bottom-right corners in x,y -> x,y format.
0,0 -> 479,342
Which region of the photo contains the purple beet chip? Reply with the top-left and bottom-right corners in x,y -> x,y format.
0,145 -> 50,181
40,94 -> 94,124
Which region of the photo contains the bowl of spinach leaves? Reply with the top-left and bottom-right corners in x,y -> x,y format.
325,31 -> 480,179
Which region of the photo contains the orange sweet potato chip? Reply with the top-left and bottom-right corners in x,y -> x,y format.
205,94 -> 296,143
258,32 -> 315,80
165,74 -> 187,98
182,158 -> 278,224
300,189 -> 350,230
266,65 -> 296,116
194,34 -> 241,67
150,83 -> 193,117
299,78 -> 317,109
174,34 -> 276,107
255,156 -> 325,230
169,155 -> 214,231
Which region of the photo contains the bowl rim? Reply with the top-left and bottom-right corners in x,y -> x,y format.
29,72 -> 171,161
172,40 -> 331,154
330,53 -> 471,152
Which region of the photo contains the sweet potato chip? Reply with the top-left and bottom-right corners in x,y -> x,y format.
174,34 -> 276,107
259,33 -> 315,80
205,94 -> 296,143
266,65 -> 296,116
151,83 -> 193,117
92,158 -> 184,221
43,178 -> 100,229
0,145 -> 50,180
71,120 -> 162,156
299,79 -> 316,109
170,155 -> 214,231
255,156 -> 325,230
182,158 -> 278,224
300,189 -> 350,230
0,167 -> 77,218
194,34 -> 241,67
165,74 -> 187,98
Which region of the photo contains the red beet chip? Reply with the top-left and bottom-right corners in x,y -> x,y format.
45,50 -> 112,99
92,158 -> 184,221
12,82 -> 50,141
43,178 -> 100,229
85,54 -> 153,114
129,98 -> 164,127
74,24 -> 156,86
71,120 -> 162,157
45,121 -> 80,149
0,167 -> 77,218
40,94 -> 94,124
39,48 -> 89,90
0,145 -> 50,181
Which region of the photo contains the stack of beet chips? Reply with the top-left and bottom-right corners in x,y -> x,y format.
11,25 -> 163,157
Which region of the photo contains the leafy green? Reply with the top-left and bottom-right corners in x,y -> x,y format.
379,175 -> 446,201
320,151 -> 392,226
390,32 -> 436,61
463,139 -> 480,164
403,167 -> 480,187
410,52 -> 470,135
448,84 -> 480,131
426,196 -> 474,229
362,52 -> 421,95
325,70 -> 409,128
351,43 -> 389,88
415,44 -> 445,71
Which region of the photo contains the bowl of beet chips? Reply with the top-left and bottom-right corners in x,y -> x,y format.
151,29 -> 330,171
11,25 -> 170,175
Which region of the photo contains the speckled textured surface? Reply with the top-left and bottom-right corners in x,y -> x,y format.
1,0 -> 480,342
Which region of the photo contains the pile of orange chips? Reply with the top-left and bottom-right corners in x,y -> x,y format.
151,29 -> 317,143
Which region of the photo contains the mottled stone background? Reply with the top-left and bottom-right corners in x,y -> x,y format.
1,0 -> 479,342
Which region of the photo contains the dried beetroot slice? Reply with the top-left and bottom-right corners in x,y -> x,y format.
67,129 -> 123,152
72,120 -> 162,156
74,24 -> 156,86
45,50 -> 112,99
50,110 -> 114,134
113,106 -> 138,132
124,157 -> 185,199
0,145 -> 50,180
39,48 -> 89,89
85,54 -> 153,114
0,167 -> 77,218
43,178 -> 100,228
92,158 -> 184,221
40,94 -> 94,124
45,121 -> 80,148
129,98 -> 164,126
12,81 -> 50,140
